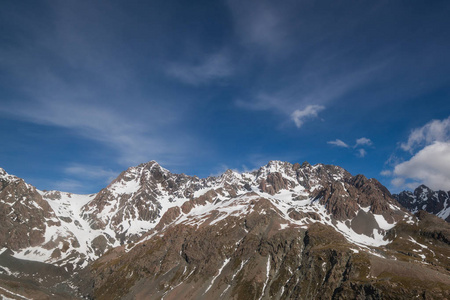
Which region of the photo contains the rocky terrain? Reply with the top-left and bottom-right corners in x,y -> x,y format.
0,161 -> 449,299
395,185 -> 450,222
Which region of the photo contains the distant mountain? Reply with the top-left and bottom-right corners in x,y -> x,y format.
394,185 -> 450,222
1,161 -> 449,299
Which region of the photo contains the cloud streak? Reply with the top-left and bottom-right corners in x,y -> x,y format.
167,52 -> 234,85
327,139 -> 349,148
64,164 -> 118,182
226,0 -> 292,55
0,2 -> 200,168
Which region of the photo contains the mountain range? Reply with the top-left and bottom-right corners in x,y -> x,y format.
0,161 -> 449,299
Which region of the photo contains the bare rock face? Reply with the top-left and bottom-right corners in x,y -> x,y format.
0,170 -> 59,251
313,172 -> 402,223
394,185 -> 450,222
315,181 -> 360,220
259,172 -> 294,195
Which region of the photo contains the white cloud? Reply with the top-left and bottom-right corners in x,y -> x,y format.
391,177 -> 405,187
327,137 -> 373,158
380,170 -> 392,176
401,116 -> 450,152
291,105 -> 325,128
357,148 -> 367,158
355,137 -> 372,147
327,139 -> 349,148
393,141 -> 450,190
167,52 -> 233,85
387,116 -> 450,190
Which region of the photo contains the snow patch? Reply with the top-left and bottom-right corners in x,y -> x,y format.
204,257 -> 230,294
373,214 -> 396,230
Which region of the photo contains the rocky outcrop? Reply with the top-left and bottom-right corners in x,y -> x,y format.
259,172 -> 294,195
0,170 -> 59,251
314,174 -> 402,222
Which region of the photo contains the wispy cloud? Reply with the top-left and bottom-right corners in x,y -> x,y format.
234,55 -> 386,129
291,105 -> 325,128
380,170 -> 392,176
1,91 -> 191,166
52,179 -> 86,193
226,0 -> 291,55
357,148 -> 367,158
64,164 -> 118,182
327,139 -> 349,148
0,2 -> 200,168
167,52 -> 234,85
236,94 -> 326,128
391,177 -> 405,188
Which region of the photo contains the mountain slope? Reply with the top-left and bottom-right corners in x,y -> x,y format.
82,195 -> 450,300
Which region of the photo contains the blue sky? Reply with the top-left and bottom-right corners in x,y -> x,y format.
1,0 -> 450,194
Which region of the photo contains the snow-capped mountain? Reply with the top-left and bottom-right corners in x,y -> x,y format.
394,185 -> 450,222
1,161 -> 450,299
1,161 -> 407,268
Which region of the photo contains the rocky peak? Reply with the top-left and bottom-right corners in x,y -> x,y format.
395,185 -> 450,222
0,168 -> 22,187
111,160 -> 168,184
414,184 -> 434,199
219,169 -> 240,182
137,160 -> 160,168
255,160 -> 290,177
